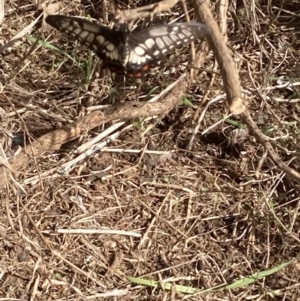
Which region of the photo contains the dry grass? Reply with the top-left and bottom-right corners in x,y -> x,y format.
1,0 -> 300,300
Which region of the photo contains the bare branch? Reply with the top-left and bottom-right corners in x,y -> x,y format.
193,0 -> 300,183
116,0 -> 180,22
0,77 -> 189,188
193,0 -> 245,114
241,111 -> 300,182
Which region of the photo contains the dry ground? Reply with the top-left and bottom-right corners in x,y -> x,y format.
1,0 -> 300,300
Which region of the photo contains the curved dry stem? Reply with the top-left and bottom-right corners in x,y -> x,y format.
193,0 -> 300,182
0,77 -> 189,188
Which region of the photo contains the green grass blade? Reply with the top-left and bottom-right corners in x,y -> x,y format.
127,259 -> 296,294
27,35 -> 85,73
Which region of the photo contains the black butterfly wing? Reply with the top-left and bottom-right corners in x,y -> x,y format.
125,22 -> 208,76
45,16 -> 208,78
45,15 -> 127,72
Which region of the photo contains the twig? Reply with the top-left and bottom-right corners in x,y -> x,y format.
52,250 -> 107,289
116,0 -> 181,22
0,75 -> 189,188
43,228 -> 141,237
0,0 -> 5,25
193,0 -> 300,182
188,94 -> 226,149
0,12 -> 42,54
241,110 -> 300,182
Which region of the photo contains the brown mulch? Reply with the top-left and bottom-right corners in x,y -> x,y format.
1,0 -> 300,300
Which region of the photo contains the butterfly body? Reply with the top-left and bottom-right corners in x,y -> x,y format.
45,15 -> 208,78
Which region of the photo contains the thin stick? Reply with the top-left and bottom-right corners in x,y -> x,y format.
116,0 -> 181,22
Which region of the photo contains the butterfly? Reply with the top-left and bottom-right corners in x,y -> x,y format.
45,15 -> 208,78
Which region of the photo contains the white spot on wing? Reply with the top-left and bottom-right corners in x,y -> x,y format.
153,50 -> 160,56
155,37 -> 165,49
85,33 -> 94,44
162,36 -> 172,46
148,27 -> 168,36
106,43 -> 115,51
144,38 -> 155,49
74,28 -> 82,36
110,50 -> 119,60
128,52 -> 134,64
96,35 -> 105,45
129,52 -> 145,65
134,46 -> 145,55
170,34 -> 178,42
61,22 -> 69,29
182,29 -> 192,36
